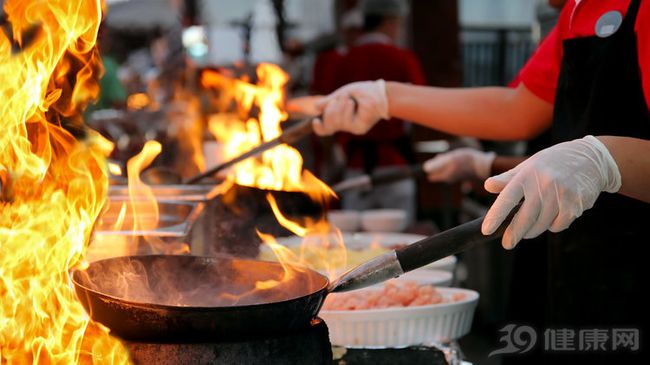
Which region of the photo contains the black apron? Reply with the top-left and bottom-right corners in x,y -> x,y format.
545,0 -> 650,362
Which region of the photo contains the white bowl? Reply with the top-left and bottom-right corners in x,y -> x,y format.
370,270 -> 453,288
425,255 -> 457,273
360,209 -> 407,232
321,287 -> 479,347
327,210 -> 361,232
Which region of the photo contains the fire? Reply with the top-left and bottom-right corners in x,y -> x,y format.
264,195 -> 347,279
127,140 -> 163,234
202,64 -> 345,284
203,64 -> 332,199
108,162 -> 122,176
126,93 -> 150,111
125,140 -> 189,255
0,0 -> 129,363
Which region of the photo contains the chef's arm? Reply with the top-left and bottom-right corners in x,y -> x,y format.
598,136 -> 650,203
386,82 -> 553,141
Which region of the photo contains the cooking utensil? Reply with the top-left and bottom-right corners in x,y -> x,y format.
331,164 -> 425,193
71,206 -> 519,341
332,204 -> 520,292
184,118 -> 315,184
285,95 -> 323,119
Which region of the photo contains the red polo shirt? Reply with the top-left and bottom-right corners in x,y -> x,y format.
519,0 -> 650,108
311,48 -> 346,95
333,35 -> 426,168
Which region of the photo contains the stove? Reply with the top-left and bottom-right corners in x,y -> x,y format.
126,319 -> 332,365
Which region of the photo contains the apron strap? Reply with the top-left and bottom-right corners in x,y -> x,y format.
621,0 -> 642,32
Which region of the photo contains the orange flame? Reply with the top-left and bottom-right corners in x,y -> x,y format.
202,64 -> 346,286
263,195 -> 347,279
0,0 -> 130,363
127,141 -> 163,234
126,93 -> 150,111
108,162 -> 123,176
204,64 -> 333,200
124,141 -> 190,255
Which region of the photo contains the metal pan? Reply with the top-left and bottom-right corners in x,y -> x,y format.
72,255 -> 328,341
72,206 -> 518,341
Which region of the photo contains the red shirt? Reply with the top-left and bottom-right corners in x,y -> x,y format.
311,48 -> 346,95
333,36 -> 427,168
519,0 -> 650,108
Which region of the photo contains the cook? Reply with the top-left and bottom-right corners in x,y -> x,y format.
313,0 -> 650,362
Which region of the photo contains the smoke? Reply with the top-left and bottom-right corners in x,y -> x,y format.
74,255 -> 327,307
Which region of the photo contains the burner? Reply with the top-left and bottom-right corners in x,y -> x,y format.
333,346 -> 449,365
126,319 -> 332,365
204,184 -> 324,258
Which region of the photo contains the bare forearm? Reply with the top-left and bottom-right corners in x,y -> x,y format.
597,136 -> 650,203
386,82 -> 553,141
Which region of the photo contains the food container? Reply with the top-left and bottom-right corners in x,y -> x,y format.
360,209 -> 407,232
321,287 -> 479,347
327,210 -> 361,232
89,200 -> 203,261
108,184 -> 218,203
385,270 -> 453,287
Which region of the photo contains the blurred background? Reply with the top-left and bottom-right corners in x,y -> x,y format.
89,0 -> 558,363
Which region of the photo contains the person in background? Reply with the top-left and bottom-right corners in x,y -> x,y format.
93,25 -> 127,111
311,8 -> 363,96
310,8 -> 364,184
333,0 -> 426,223
314,0 -> 650,363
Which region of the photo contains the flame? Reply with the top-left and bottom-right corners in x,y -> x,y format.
263,195 -> 347,279
126,93 -> 150,111
127,140 -> 162,234
0,0 -> 130,363
202,64 -> 347,287
108,162 -> 122,176
124,141 -> 189,255
204,64 -> 333,199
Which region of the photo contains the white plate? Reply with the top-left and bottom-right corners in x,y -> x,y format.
272,232 -> 457,273
321,287 -> 479,347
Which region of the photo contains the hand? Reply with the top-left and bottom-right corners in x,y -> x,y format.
423,148 -> 496,183
481,135 -> 621,249
313,80 -> 389,136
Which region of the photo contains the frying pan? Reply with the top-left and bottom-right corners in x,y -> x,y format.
72,206 -> 519,341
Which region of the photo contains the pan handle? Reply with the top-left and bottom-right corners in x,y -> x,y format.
329,203 -> 521,293
396,203 -> 520,273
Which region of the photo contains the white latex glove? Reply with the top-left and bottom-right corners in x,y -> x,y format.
423,148 -> 496,183
481,135 -> 621,249
313,80 -> 389,136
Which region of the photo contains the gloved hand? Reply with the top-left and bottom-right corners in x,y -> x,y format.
481,135 -> 621,249
313,80 -> 389,136
423,148 -> 496,183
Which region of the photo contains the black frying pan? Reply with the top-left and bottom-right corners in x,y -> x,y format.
72,206 -> 519,341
